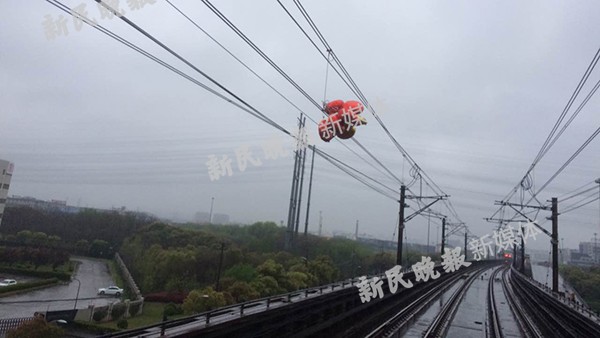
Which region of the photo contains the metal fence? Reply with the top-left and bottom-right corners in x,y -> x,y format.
0,317 -> 34,336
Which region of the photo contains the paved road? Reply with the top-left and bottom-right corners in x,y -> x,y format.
0,257 -> 118,319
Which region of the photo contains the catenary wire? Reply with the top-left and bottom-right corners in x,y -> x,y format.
48,0 -> 399,203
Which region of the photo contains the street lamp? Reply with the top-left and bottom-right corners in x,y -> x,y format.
72,278 -> 81,310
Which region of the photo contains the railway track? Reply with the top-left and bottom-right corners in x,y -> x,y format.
500,267 -> 542,338
421,265 -> 489,338
364,264 -> 493,338
507,267 -> 600,338
486,266 -> 504,338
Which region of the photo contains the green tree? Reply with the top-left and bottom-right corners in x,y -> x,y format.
182,287 -> 226,314
89,239 -> 112,258
224,263 -> 258,283
251,275 -> 283,297
308,255 -> 339,285
227,281 -> 260,302
283,271 -> 310,290
75,239 -> 90,254
15,230 -> 33,244
31,232 -> 48,245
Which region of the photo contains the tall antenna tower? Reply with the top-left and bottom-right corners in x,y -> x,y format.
318,211 -> 323,237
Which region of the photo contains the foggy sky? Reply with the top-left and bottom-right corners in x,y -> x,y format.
1,0 -> 599,252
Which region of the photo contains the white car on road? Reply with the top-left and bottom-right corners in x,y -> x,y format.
0,279 -> 17,287
98,286 -> 123,296
0,279 -> 17,286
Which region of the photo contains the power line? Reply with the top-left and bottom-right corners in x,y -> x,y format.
46,0 -> 282,132
313,147 -> 398,201
532,46 -> 600,168
279,1 -> 461,222
199,0 -> 322,110
315,147 -> 397,195
562,195 -> 600,214
492,45 -> 600,210
164,0 -> 308,118
560,185 -> 599,203
535,125 -> 600,196
557,180 -> 597,199
47,0 -> 399,204
193,0 -> 403,185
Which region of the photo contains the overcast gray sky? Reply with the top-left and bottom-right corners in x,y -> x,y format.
1,0 -> 599,252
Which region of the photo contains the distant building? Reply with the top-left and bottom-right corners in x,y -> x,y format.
570,252 -> 595,267
579,241 -> 600,263
527,249 -> 551,263
0,159 -> 14,226
7,195 -> 81,214
6,195 -> 156,221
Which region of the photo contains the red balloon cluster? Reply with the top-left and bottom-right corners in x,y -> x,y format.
318,100 -> 367,142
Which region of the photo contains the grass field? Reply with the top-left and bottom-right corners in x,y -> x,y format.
95,302 -> 188,330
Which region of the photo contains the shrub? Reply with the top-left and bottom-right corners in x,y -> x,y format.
93,308 -> 108,322
0,267 -> 70,281
163,302 -> 183,317
68,321 -> 118,334
0,278 -> 58,294
111,303 -> 127,320
116,319 -> 128,329
128,302 -> 141,317
143,291 -> 187,303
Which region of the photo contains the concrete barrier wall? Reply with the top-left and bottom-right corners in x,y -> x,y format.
114,253 -> 142,301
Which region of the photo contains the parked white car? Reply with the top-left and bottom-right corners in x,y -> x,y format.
98,286 -> 123,296
0,279 -> 17,287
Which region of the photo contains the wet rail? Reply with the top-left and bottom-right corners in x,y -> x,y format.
486,266 -> 504,338
363,267 -> 476,338
421,266 -> 489,337
501,268 -> 541,338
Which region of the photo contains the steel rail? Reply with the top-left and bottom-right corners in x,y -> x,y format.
363,267 -> 469,338
422,266 -> 490,338
486,266 -> 503,338
500,267 -> 542,338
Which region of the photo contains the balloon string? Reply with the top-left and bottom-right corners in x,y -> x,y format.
323,49 -> 332,108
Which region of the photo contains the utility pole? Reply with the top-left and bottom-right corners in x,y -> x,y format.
285,113 -> 305,250
397,185 -> 406,266
397,186 -> 447,265
464,232 -> 467,260
318,211 -> 323,237
595,233 -> 598,264
560,237 -> 565,264
551,197 -> 559,293
303,147 -> 315,237
427,214 -> 431,253
441,217 -> 446,255
520,225 -> 525,273
495,200 -> 559,290
209,197 -> 215,224
294,116 -> 308,235
355,220 -> 359,240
